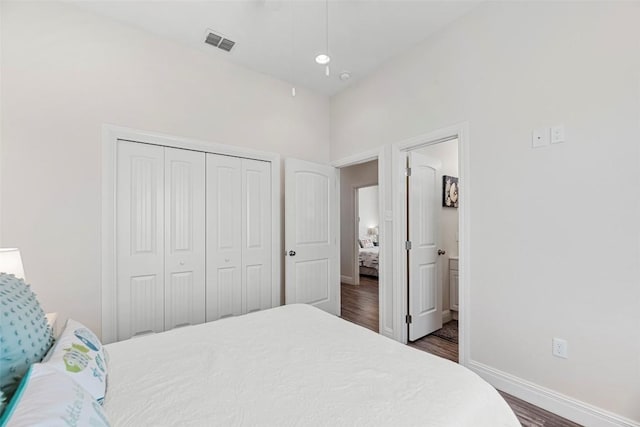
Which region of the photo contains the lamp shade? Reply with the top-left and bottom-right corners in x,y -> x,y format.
0,248 -> 25,280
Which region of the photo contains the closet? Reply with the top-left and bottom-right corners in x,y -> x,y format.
115,140 -> 273,341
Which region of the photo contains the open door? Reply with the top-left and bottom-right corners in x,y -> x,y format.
285,158 -> 340,315
408,152 -> 442,341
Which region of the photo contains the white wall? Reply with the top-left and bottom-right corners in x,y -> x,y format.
331,1 -> 640,422
417,139 -> 458,315
358,185 -> 379,239
339,160 -> 377,283
0,1 -> 4,246
0,2 -> 330,337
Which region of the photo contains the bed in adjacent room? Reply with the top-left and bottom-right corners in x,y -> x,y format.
359,244 -> 379,277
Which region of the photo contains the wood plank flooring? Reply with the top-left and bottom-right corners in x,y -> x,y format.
340,275 -> 379,332
340,277 -> 582,427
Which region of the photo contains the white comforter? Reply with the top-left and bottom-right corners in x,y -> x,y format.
104,304 -> 519,427
359,246 -> 379,269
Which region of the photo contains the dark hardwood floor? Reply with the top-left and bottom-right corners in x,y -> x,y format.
340,277 -> 582,427
340,275 -> 379,332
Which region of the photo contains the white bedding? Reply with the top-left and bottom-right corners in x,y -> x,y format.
359,246 -> 379,269
104,304 -> 518,427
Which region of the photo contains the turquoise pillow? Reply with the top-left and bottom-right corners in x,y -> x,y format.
0,273 -> 54,400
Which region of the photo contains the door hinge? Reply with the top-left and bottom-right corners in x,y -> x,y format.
405,167 -> 412,177
406,314 -> 412,324
405,240 -> 412,250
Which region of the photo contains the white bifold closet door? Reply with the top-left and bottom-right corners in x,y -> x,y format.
164,147 -> 206,331
116,140 -> 205,340
206,154 -> 272,321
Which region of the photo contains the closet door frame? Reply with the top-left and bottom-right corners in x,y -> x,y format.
101,125 -> 281,344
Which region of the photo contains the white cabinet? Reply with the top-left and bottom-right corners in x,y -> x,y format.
115,140 -> 274,341
206,154 -> 272,321
449,257 -> 459,312
117,141 -> 205,340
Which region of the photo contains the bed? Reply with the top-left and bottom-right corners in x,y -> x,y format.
102,304 -> 519,426
1,275 -> 518,426
359,245 -> 379,277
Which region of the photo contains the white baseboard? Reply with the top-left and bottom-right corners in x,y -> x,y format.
340,275 -> 354,285
468,360 -> 639,427
442,310 -> 452,323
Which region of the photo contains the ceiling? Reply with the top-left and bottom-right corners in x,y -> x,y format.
76,1 -> 482,96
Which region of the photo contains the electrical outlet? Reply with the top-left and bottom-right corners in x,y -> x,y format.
552,338 -> 568,359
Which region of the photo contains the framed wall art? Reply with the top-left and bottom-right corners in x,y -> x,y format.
443,175 -> 459,208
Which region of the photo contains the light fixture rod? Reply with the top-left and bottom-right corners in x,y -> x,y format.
290,1 -> 296,96
325,0 -> 330,76
325,0 -> 329,56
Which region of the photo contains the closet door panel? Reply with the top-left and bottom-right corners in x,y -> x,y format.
164,147 -> 206,330
116,140 -> 165,340
206,154 -> 242,321
242,159 -> 272,313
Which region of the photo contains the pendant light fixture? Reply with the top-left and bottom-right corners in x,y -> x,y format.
315,0 -> 330,77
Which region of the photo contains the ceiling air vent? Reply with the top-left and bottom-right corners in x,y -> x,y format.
218,38 -> 235,52
205,30 -> 235,53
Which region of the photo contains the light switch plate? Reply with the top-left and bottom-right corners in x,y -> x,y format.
552,337 -> 568,359
532,127 -> 550,148
551,125 -> 565,144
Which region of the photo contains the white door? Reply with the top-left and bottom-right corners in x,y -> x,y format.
116,140 -> 165,340
284,158 -> 339,315
241,159 -> 273,313
164,147 -> 206,330
206,154 -> 242,321
408,152 -> 442,341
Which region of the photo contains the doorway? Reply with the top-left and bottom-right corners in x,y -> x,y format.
338,160 -> 380,331
336,139 -> 461,363
330,124 -> 467,363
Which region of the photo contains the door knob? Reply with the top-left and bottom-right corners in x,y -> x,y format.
437,249 -> 446,256
288,250 -> 296,256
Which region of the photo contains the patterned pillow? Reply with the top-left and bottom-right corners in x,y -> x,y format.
42,319 -> 107,404
0,364 -> 110,426
359,238 -> 374,249
0,273 -> 54,399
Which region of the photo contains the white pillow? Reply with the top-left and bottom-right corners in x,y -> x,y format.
41,319 -> 107,404
0,364 -> 110,427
